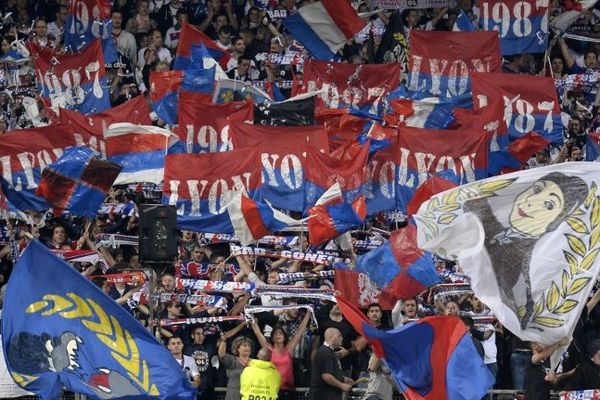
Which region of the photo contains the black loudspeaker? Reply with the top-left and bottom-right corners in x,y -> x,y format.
139,204 -> 178,263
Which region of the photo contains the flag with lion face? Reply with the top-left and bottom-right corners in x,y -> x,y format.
415,163 -> 600,359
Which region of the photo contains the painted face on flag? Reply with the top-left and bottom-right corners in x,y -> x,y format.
509,179 -> 565,237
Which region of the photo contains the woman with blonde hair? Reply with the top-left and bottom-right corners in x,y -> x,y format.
218,322 -> 254,400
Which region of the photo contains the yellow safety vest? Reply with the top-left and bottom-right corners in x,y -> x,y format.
240,359 -> 281,400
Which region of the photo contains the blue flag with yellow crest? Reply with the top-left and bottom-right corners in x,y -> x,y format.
2,240 -> 195,399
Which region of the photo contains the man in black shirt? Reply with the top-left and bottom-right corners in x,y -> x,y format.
309,328 -> 354,400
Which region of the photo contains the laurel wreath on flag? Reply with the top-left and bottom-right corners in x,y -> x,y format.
417,179 -> 600,329
529,182 -> 600,328
24,293 -> 159,395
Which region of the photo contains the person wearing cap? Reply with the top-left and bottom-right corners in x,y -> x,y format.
547,338 -> 600,390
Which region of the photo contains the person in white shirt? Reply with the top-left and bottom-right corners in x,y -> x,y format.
137,29 -> 172,69
167,336 -> 201,389
112,11 -> 138,63
47,6 -> 68,43
164,10 -> 188,50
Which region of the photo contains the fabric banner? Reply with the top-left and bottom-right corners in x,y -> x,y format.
560,390 -> 600,400
230,121 -> 328,212
28,40 -> 110,115
176,93 -> 252,154
302,60 -> 401,111
563,24 -> 600,42
477,0 -> 549,55
415,163 -> 600,362
471,72 -> 563,144
396,125 -> 488,213
365,130 -> 399,215
64,0 -> 118,63
163,148 -> 262,233
59,96 -> 152,157
334,264 -> 399,309
212,79 -> 272,105
277,270 -> 335,284
176,261 -> 239,278
555,72 -> 600,99
229,244 -> 351,266
199,233 -> 299,247
407,30 -> 502,106
176,279 -> 255,293
372,0 -> 456,9
159,315 -> 244,327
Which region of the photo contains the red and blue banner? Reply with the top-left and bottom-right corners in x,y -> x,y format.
406,31 -> 502,107
365,126 -> 398,215
104,123 -> 178,185
230,121 -> 329,212
29,40 -> 110,115
176,93 -> 252,154
282,0 -> 365,60
302,60 -> 401,111
64,0 -> 118,63
471,72 -> 563,144
336,296 -> 495,400
478,0 -> 550,55
0,124 -> 87,211
355,224 -> 442,298
305,142 -> 370,207
174,21 -> 231,70
149,68 -> 215,125
334,264 -> 399,310
396,125 -> 488,213
163,147 -> 262,233
36,147 -> 121,216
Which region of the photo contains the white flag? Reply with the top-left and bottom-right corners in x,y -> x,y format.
415,163 -> 600,357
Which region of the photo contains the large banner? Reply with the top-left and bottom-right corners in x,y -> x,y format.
29,40 -> 110,115
396,126 -> 488,212
406,31 -> 501,105
471,72 -> 563,144
163,148 -> 262,233
64,0 -> 118,63
477,0 -> 550,55
365,126 -> 399,215
176,93 -> 252,154
0,124 -> 94,211
302,60 -> 401,110
230,122 -> 328,212
59,95 -> 152,157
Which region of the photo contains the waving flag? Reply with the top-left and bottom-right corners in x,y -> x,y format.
453,9 -> 477,31
308,183 -> 366,246
397,125 -> 488,213
334,263 -> 399,310
587,133 -> 600,161
230,121 -> 328,212
385,96 -> 456,129
227,191 -> 303,246
60,96 -> 152,155
29,40 -> 110,115
306,142 -> 370,207
478,0 -> 549,55
177,93 -> 252,154
2,240 -> 194,399
0,124 -> 88,211
407,31 -> 501,107
485,131 -> 552,175
212,79 -> 272,105
64,0 -> 118,63
36,147 -> 121,216
254,93 -> 316,126
302,60 -> 401,111
415,163 -> 600,364
406,175 -> 458,217
337,296 -> 495,400
471,72 -> 563,145
174,21 -> 231,70
355,224 -> 441,299
282,0 -> 365,60
104,123 -> 178,184
149,68 -> 215,125
365,127 -> 399,215
163,147 -> 262,233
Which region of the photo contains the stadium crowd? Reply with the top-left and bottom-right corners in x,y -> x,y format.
1,0 -> 600,399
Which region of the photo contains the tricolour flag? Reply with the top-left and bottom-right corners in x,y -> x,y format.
308,183 -> 367,246
415,163 -> 600,365
282,0 -> 365,60
174,21 -> 232,70
227,191 -> 303,246
104,123 -> 178,184
36,147 -> 122,216
28,40 -> 110,115
337,296 -> 495,400
2,240 -> 194,399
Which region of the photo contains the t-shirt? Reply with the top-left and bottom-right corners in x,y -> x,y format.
185,342 -> 215,392
309,345 -> 344,400
319,318 -> 358,371
174,355 -> 200,386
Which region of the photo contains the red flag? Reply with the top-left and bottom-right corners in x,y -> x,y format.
334,267 -> 398,310
406,175 -> 458,217
508,131 -> 551,163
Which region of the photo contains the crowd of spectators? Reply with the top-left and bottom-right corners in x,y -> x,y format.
1,0 -> 600,399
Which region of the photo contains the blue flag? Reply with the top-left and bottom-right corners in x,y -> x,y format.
2,240 -> 195,400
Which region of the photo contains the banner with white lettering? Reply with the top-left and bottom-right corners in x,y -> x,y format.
163,147 -> 262,233
372,0 -> 456,8
471,72 -> 563,145
396,125 -> 488,212
230,121 -> 329,212
28,40 -> 110,115
477,0 -> 550,55
302,60 -> 401,111
176,92 -> 252,154
406,30 -> 501,106
365,126 -> 399,215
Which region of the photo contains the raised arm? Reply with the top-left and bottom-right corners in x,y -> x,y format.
286,308 -> 311,354
250,320 -> 271,350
